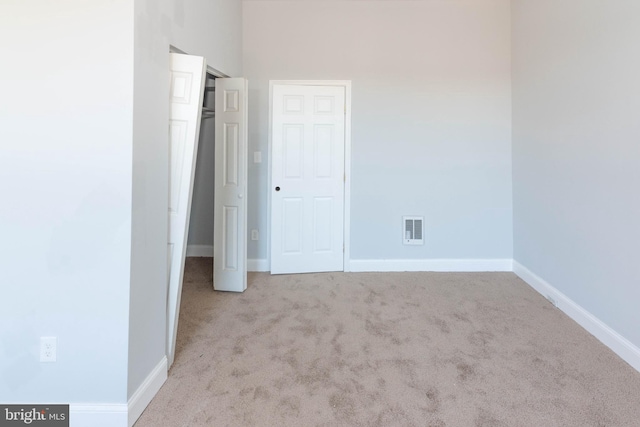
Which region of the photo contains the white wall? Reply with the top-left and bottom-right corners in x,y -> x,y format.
0,0 -> 242,416
130,0 -> 242,400
0,0 -> 133,404
512,1 -> 640,349
243,0 -> 513,264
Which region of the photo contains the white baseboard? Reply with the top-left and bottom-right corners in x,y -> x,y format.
248,258 -> 269,272
69,357 -> 167,427
186,254 -> 512,273
186,245 -> 213,257
186,247 -> 269,273
513,261 -> 640,373
127,356 -> 168,427
348,258 -> 513,272
70,404 -> 127,427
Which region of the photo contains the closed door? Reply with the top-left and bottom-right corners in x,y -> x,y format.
271,84 -> 345,274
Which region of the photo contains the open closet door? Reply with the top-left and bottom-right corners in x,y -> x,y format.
167,53 -> 206,366
214,78 -> 248,292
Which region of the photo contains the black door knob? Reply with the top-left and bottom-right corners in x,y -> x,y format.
275,186 -> 281,191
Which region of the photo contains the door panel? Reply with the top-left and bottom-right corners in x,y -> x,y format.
314,126 -> 333,178
271,85 -> 345,274
223,206 -> 238,270
223,123 -> 239,185
214,78 -> 248,292
167,53 -> 206,367
282,198 -> 303,254
313,197 -> 333,252
284,125 -> 304,179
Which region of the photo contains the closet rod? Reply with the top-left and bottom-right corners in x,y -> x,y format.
201,106 -> 215,120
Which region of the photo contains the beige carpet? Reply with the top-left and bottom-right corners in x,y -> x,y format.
136,258 -> 640,426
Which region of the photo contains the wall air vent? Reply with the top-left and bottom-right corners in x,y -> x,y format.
403,216 -> 424,245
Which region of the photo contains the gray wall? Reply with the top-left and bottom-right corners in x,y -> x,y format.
512,1 -> 640,348
243,0 -> 513,263
131,0 -> 242,399
187,103 -> 215,248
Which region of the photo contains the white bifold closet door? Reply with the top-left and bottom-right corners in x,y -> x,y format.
167,53 -> 206,367
214,78 -> 248,292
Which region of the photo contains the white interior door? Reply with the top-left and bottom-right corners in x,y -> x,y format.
271,84 -> 346,274
167,53 -> 206,366
214,78 -> 248,292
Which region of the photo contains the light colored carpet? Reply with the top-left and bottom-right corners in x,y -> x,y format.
136,258 -> 640,426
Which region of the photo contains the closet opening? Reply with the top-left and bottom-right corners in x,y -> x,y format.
168,54 -> 247,366
186,72 -> 216,260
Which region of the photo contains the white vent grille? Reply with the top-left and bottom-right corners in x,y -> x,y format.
403,216 -> 424,245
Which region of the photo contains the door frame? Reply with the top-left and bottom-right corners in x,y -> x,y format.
268,80 -> 352,272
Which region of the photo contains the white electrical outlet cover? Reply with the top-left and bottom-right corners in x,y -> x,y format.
40,337 -> 57,362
